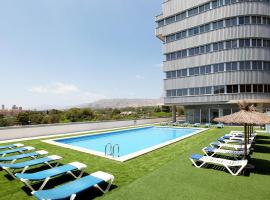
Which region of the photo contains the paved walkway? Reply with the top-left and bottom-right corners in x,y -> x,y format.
0,118 -> 169,141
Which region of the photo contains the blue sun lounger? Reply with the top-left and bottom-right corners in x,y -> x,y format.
0,155 -> 62,179
32,171 -> 114,200
16,162 -> 87,191
0,150 -> 48,164
0,143 -> 24,150
0,146 -> 35,157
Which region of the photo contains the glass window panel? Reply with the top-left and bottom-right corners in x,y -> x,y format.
227,85 -> 233,93
213,43 -> 219,51
226,41 -> 232,49
206,65 -> 212,73
232,40 -> 238,48
206,87 -> 212,94
213,64 -> 219,73
182,69 -> 187,77
233,85 -> 238,93
206,44 -> 211,52
246,85 -> 251,93
244,16 -> 250,24
239,16 -> 244,25
195,88 -> 200,95
189,88 -> 195,96
245,39 -> 250,47
200,46 -> 206,54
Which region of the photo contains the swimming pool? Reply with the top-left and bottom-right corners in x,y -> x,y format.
44,126 -> 206,162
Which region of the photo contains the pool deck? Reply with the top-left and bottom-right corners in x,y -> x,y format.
0,118 -> 169,142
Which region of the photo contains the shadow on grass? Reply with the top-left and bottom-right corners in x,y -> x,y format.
253,145 -> 270,154
250,158 -> 270,175
255,140 -> 270,145
191,163 -> 250,176
256,135 -> 270,140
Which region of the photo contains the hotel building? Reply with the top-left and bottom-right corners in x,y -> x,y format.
155,0 -> 270,123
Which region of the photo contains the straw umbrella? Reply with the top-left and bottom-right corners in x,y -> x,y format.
213,102 -> 270,159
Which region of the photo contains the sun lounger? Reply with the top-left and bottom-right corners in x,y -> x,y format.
0,143 -> 24,150
193,123 -> 201,127
229,131 -> 257,137
218,137 -> 254,144
202,147 -> 249,157
16,162 -> 87,191
32,171 -> 114,200
0,155 -> 62,179
0,146 -> 35,157
0,150 -> 48,164
223,135 -> 255,141
216,123 -> 224,128
190,154 -> 248,176
210,141 -> 251,150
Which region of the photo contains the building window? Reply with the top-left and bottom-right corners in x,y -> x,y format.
227,85 -> 238,93
214,85 -> 225,94
239,61 -> 251,70
213,63 -> 225,73
226,62 -> 238,71
253,84 -> 263,93
240,84 -> 252,93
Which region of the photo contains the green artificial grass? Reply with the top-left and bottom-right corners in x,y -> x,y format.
0,126 -> 269,200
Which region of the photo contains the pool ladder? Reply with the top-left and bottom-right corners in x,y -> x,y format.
105,143 -> 120,157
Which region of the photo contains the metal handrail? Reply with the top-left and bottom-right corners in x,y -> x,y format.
112,144 -> 120,158
105,143 -> 112,156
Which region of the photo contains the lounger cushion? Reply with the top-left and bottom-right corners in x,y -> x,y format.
0,156 -> 60,169
0,152 -> 39,162
33,175 -> 104,200
16,164 -> 77,180
204,147 -> 215,152
191,154 -> 203,160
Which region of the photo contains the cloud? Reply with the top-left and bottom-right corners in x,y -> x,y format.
29,82 -> 79,95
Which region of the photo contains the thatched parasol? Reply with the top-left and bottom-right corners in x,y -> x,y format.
214,101 -> 270,159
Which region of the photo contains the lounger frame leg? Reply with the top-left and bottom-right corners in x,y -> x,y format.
189,158 -> 206,168
70,194 -> 76,200
21,166 -> 29,174
68,169 -> 85,179
39,177 -> 51,190
21,179 -> 36,192
224,164 -> 246,176
95,177 -> 114,193
2,167 -> 17,179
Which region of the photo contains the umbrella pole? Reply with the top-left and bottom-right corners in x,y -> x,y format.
244,124 -> 247,159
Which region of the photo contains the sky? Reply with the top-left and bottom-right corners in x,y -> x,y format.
0,0 -> 164,109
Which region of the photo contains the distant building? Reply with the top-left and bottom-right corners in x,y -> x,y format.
1,105 -> 4,110
12,105 -> 18,110
155,0 -> 270,123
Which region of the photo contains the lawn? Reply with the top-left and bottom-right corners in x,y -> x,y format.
0,126 -> 269,200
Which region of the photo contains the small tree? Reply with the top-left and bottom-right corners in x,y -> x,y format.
17,112 -> 31,125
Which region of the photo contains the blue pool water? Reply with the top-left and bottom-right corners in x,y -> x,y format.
55,127 -> 200,157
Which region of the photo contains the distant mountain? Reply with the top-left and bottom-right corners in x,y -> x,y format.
79,98 -> 164,109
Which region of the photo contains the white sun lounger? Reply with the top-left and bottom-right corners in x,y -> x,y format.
190,154 -> 248,176
210,142 -> 251,150
0,150 -> 48,164
32,171 -> 114,200
0,155 -> 62,179
218,137 -> 254,144
202,147 -> 250,157
0,143 -> 24,150
0,146 -> 35,157
16,162 -> 87,192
